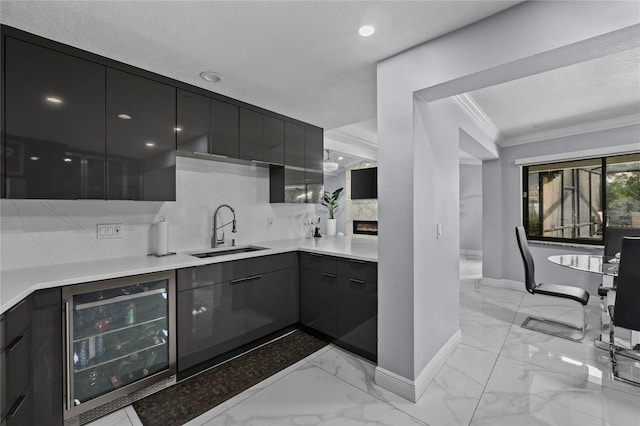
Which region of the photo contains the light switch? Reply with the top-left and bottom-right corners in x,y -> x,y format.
97,223 -> 123,239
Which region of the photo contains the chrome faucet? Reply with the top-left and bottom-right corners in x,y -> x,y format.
212,204 -> 237,248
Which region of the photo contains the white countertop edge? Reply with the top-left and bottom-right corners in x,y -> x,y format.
1,237 -> 377,314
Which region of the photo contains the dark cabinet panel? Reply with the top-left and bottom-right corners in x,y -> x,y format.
4,37 -> 106,199
177,89 -> 210,153
300,268 -> 337,338
284,122 -> 305,168
210,100 -> 239,158
304,126 -> 323,173
30,288 -> 63,426
263,116 -> 284,165
304,126 -> 323,203
284,167 -> 307,203
246,268 -> 299,341
239,108 -> 263,162
177,281 -> 248,372
336,277 -> 377,360
106,68 -> 176,201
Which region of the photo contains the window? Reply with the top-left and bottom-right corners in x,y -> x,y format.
523,153 -> 640,244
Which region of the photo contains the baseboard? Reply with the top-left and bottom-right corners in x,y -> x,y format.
375,329 -> 461,402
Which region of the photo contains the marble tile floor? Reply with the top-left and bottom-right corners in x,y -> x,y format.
89,256 -> 640,426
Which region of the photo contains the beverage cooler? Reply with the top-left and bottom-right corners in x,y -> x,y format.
62,271 -> 176,425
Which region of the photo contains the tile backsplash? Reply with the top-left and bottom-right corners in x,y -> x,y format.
0,156 -> 315,270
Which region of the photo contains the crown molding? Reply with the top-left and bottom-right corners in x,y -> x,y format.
452,93 -> 502,142
501,114 -> 640,147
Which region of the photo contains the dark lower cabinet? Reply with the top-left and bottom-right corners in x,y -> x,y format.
30,288 -> 63,426
300,268 -> 337,338
299,253 -> 377,362
177,280 -> 248,372
0,288 -> 62,426
336,277 -> 377,360
177,254 -> 299,377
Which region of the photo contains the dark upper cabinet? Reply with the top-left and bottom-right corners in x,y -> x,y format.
177,89 -> 210,154
106,68 -> 176,201
304,126 -> 323,173
4,37 -> 106,199
238,108 -> 263,162
284,122 -> 305,168
210,100 -> 239,158
263,116 -> 285,165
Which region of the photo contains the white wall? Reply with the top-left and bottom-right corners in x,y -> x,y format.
1,156 -> 315,270
459,164 -> 482,253
377,0 -> 639,397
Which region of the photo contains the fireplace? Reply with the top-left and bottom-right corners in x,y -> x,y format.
353,220 -> 378,236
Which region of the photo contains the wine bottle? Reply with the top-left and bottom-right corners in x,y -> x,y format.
103,367 -> 120,389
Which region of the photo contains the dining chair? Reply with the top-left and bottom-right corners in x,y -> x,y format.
598,227 -> 640,345
608,236 -> 640,386
515,226 -> 590,341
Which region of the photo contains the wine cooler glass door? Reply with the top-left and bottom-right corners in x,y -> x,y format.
63,271 -> 175,418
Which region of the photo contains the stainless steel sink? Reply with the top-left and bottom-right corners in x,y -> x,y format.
189,246 -> 267,259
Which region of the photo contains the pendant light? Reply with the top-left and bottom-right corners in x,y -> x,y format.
323,149 -> 338,172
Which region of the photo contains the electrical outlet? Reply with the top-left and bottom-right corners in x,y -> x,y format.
97,223 -> 122,239
437,223 -> 442,239
267,217 -> 274,228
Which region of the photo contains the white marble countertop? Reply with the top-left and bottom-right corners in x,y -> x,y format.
0,237 -> 377,314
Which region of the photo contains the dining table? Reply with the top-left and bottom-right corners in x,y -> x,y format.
548,253 -> 636,350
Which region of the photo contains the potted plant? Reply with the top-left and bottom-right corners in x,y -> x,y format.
321,187 -> 344,236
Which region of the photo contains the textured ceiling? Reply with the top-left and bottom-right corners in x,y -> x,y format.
469,47 -> 640,143
0,0 -> 520,131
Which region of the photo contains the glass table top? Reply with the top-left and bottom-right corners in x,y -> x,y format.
547,254 -> 619,276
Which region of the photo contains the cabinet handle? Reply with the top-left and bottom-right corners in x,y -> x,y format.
5,394 -> 26,419
64,301 -> 72,411
309,253 -> 323,257
322,273 -> 336,278
230,274 -> 262,284
349,278 -> 366,285
349,259 -> 366,264
4,334 -> 23,352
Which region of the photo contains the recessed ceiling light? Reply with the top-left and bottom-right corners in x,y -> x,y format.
63,157 -> 72,163
45,96 -> 63,104
365,162 -> 371,167
30,156 -> 40,161
145,142 -> 156,148
118,113 -> 132,120
174,127 -> 182,132
358,25 -> 375,37
532,123 -> 543,128
200,71 -> 222,83
338,156 -> 344,160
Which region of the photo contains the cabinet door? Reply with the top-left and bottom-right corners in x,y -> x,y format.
30,288 -> 63,426
177,282 -> 247,372
106,68 -> 176,201
177,89 -> 210,153
304,126 -> 324,203
238,108 -> 263,162
210,100 -> 239,158
245,269 -> 299,341
284,122 -> 305,168
4,37 -> 106,199
336,277 -> 377,361
300,268 -> 336,338
284,167 -> 307,203
263,116 -> 284,165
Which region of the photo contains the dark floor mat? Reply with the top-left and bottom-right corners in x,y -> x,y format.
133,330 -> 327,426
